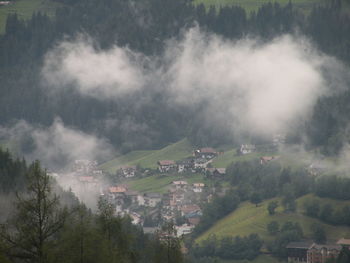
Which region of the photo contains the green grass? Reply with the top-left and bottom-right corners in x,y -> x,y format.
0,0 -> 61,34
124,173 -> 207,193
100,150 -> 156,173
100,138 -> 194,173
196,194 -> 350,243
212,149 -> 270,168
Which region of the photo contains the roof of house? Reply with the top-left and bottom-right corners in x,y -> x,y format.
172,180 -> 188,185
193,183 -> 205,187
309,244 -> 342,251
158,160 -> 176,166
180,204 -> 201,214
261,156 -> 280,162
215,168 -> 226,174
177,158 -> 193,165
109,186 -> 127,193
337,238 -> 350,246
286,241 -> 314,249
199,147 -> 216,153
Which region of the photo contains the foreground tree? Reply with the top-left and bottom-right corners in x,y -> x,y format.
0,161 -> 67,263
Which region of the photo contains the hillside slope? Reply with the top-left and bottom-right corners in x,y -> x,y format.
100,138 -> 194,173
197,194 -> 350,243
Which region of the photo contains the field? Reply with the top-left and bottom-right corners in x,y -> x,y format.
196,194 -> 350,243
212,149 -> 270,168
192,0 -> 325,13
100,139 -> 194,173
124,173 -> 207,193
0,0 -> 61,34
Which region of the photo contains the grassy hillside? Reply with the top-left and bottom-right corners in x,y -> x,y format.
196,194 -> 350,243
0,0 -> 61,34
192,0 -> 325,12
212,149 -> 269,168
100,138 -> 194,173
124,173 -> 207,193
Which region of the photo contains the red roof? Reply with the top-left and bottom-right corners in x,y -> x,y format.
158,160 -> 176,166
200,147 -> 216,153
109,186 -> 127,193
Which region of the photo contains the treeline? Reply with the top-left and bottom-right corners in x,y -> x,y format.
0,152 -> 183,263
193,190 -> 240,235
192,159 -> 350,241
0,148 -> 27,192
0,0 -> 350,151
304,198 -> 350,226
189,234 -> 262,261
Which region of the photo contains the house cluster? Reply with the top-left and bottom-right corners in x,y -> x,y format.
287,238 -> 350,263
117,165 -> 137,178
103,179 -> 207,236
239,144 -> 256,155
157,147 -> 226,175
72,160 -> 104,190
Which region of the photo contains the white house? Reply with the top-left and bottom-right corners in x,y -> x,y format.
192,183 -> 205,193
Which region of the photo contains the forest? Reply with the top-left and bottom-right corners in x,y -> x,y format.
0,0 -> 349,154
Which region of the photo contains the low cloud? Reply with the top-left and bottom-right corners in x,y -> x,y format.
0,119 -> 114,170
42,27 -> 346,139
42,37 -> 147,99
165,28 -> 336,136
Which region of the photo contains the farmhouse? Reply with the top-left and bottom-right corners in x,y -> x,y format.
119,165 -> 137,178
286,241 -> 313,263
307,244 -> 342,263
192,183 -> 205,193
0,1 -> 10,6
158,160 -> 177,172
143,193 -> 162,207
172,180 -> 188,190
194,147 -> 217,159
239,144 -> 256,155
177,158 -> 193,173
194,158 -> 210,170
